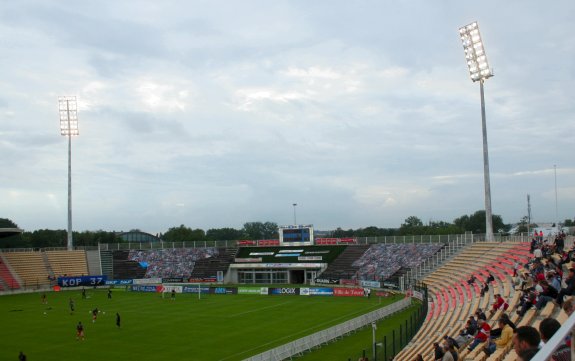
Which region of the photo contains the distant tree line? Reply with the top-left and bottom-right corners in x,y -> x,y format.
1,211 -> 573,249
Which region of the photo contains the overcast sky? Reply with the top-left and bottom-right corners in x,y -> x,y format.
1,1 -> 574,234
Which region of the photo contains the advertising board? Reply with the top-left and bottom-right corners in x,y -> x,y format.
333,287 -> 365,297
58,276 -> 107,287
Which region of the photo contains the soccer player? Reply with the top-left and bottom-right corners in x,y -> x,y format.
92,308 -> 99,323
41,293 -> 47,304
76,321 -> 85,340
108,288 -> 112,299
81,288 -> 86,299
69,298 -> 75,315
171,289 -> 176,300
18,351 -> 26,361
116,312 -> 121,328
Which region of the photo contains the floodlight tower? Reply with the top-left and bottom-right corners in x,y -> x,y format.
459,21 -> 495,242
293,203 -> 298,225
59,96 -> 79,250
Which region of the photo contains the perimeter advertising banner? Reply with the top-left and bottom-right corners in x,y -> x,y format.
133,278 -> 162,285
211,287 -> 238,295
188,277 -> 217,283
58,275 -> 107,287
412,290 -> 424,301
182,285 -> 210,294
105,279 -> 133,285
333,287 -> 365,297
360,280 -> 381,288
299,287 -> 334,296
269,287 -> 300,295
315,278 -> 340,285
237,287 -> 267,295
131,285 -> 160,292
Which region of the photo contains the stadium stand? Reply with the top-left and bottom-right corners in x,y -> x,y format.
45,250 -> 89,277
353,243 -> 444,281
189,248 -> 237,280
1,251 -> 50,288
128,247 -> 219,278
319,244 -> 371,280
112,250 -> 146,280
395,234 -> 575,361
0,256 -> 20,290
396,242 -> 529,360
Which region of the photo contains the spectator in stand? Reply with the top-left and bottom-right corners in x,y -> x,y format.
467,274 -> 477,285
563,298 -> 575,316
490,313 -> 516,338
556,232 -> 565,253
517,348 -> 539,361
454,317 -> 477,346
489,294 -> 509,317
480,282 -> 489,297
513,260 -> 521,277
517,272 -> 532,292
512,326 -> 540,354
530,237 -> 537,253
538,318 -> 570,361
486,272 -> 495,284
441,340 -> 457,361
475,309 -> 487,321
468,315 -> 478,332
413,354 -> 424,361
443,335 -> 459,349
556,268 -> 575,306
535,280 -> 559,310
533,246 -> 543,260
517,289 -> 537,317
484,318 -> 513,355
467,318 -> 491,351
548,271 -> 562,292
433,342 -> 444,361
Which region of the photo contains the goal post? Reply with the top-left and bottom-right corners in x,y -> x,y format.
161,283 -> 207,300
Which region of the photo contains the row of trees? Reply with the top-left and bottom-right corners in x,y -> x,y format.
331,210 -> 506,237
1,212 -> 573,249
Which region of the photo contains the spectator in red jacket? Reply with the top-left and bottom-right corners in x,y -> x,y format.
467,318 -> 491,351
490,294 -> 509,317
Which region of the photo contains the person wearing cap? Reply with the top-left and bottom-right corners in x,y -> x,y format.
556,268 -> 575,306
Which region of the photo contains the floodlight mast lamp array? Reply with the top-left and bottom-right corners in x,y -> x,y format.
459,21 -> 495,242
58,96 -> 79,251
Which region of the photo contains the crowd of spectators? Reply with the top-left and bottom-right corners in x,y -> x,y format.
353,243 -> 443,281
128,248 -> 218,278
426,232 -> 574,361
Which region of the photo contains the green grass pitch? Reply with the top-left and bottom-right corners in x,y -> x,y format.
0,289 -> 408,361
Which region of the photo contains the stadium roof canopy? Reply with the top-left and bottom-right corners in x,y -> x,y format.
117,231 -> 161,243
0,228 -> 24,238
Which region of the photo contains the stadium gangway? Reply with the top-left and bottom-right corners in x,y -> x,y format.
243,297 -> 412,361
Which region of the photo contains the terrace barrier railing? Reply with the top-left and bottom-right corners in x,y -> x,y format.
242,297 -> 412,361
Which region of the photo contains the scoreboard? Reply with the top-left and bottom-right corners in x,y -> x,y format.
279,225 -> 314,246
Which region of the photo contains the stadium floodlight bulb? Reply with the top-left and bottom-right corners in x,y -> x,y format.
59,96 -> 79,136
459,21 -> 493,82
